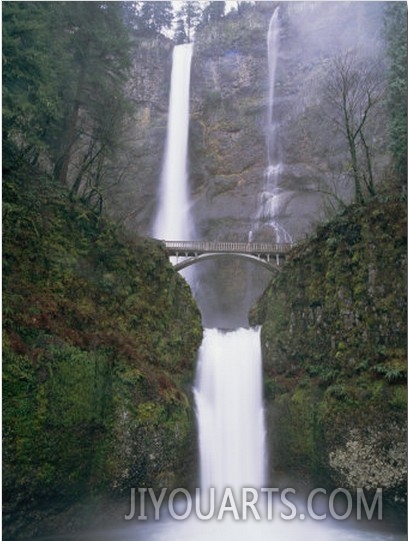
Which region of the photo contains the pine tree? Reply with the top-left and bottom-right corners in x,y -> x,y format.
54,2 -> 132,196
2,2 -> 66,165
176,1 -> 202,42
138,1 -> 174,35
3,1 -> 133,212
384,2 -> 407,186
202,1 -> 226,24
174,18 -> 188,45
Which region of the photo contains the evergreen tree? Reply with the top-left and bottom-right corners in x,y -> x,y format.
53,2 -> 132,198
237,2 -> 253,15
384,2 -> 407,186
202,1 -> 226,24
120,1 -> 140,30
174,17 -> 188,45
3,1 -> 133,212
138,1 -> 173,35
2,2 -> 66,165
176,1 -> 202,42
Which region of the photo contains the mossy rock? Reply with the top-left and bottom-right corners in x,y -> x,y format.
254,200 -> 407,512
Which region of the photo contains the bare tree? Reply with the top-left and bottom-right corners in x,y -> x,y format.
325,51 -> 384,204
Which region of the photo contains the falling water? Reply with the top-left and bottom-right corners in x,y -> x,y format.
153,44 -> 268,501
144,26 -> 401,541
194,328 -> 266,494
150,37 -> 270,539
266,7 -> 280,169
252,7 -> 292,244
152,43 -> 194,241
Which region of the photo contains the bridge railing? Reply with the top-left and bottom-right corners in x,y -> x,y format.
162,240 -> 293,254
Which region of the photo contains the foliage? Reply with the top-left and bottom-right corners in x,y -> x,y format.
384,2 -> 407,185
55,2 -> 133,196
201,1 -> 226,24
194,3 -> 265,58
3,162 -> 202,538
254,199 -> 406,501
136,1 -> 174,35
3,1 -> 133,211
236,2 -> 253,15
2,12 -> 203,534
174,16 -> 188,45
174,1 -> 202,43
2,2 -> 65,162
3,344 -> 111,499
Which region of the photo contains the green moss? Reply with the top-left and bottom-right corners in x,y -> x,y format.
3,164 -> 203,535
273,386 -> 325,478
255,200 -> 407,503
390,386 -> 407,410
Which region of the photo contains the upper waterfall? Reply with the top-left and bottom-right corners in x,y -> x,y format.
251,7 -> 292,245
152,43 -> 194,241
266,7 -> 280,170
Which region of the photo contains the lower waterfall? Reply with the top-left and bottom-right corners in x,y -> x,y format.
195,328 -> 266,494
115,328 -> 402,541
31,329 -> 405,540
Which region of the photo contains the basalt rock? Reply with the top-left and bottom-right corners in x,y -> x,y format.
3,167 -> 203,540
250,199 -> 407,512
111,4 -> 390,326
112,3 -> 389,245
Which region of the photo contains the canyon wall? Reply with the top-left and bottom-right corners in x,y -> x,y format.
115,2 -> 388,244
250,199 -> 407,509
111,2 -> 390,326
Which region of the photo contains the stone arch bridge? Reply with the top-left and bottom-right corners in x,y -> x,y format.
161,240 -> 293,272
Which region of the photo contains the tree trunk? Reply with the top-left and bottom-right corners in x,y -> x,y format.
343,97 -> 364,205
360,130 -> 376,197
55,48 -> 88,186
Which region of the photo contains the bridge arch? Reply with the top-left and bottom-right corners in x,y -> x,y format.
173,252 -> 281,272
161,240 -> 292,273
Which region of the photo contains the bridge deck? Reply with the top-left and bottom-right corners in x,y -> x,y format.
162,240 -> 292,256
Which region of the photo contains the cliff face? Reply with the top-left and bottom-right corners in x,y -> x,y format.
188,1 -> 387,241
3,165 -> 202,539
111,3 -> 389,326
106,33 -> 173,233
189,7 -> 268,240
250,200 -> 406,509
112,3 -> 388,245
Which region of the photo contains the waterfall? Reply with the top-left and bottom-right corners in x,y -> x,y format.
152,43 -> 194,241
266,7 -> 280,169
194,328 -> 266,494
251,7 -> 293,244
152,39 -> 268,524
